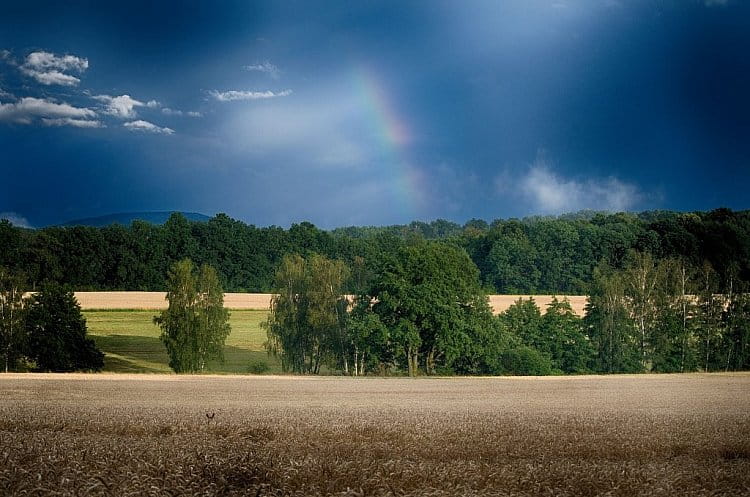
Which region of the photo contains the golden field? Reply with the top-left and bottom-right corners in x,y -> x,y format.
1,373 -> 748,496
73,292 -> 589,315
74,292 -> 275,311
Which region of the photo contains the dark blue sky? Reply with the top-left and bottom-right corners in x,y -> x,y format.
1,0 -> 748,228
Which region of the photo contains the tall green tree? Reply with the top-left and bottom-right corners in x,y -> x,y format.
650,259 -> 699,373
371,242 -> 497,375
25,284 -> 103,372
695,262 -> 724,372
264,253 -> 348,374
584,263 -> 640,373
307,254 -> 349,373
154,259 -> 231,373
540,297 -> 593,373
346,296 -> 388,375
265,254 -> 307,373
501,298 -> 543,349
723,290 -> 750,371
623,251 -> 662,370
0,267 -> 26,372
195,264 -> 231,370
672,259 -> 699,372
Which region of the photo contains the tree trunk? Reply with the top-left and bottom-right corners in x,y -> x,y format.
426,348 -> 436,375
705,335 -> 710,373
407,347 -> 419,377
679,265 -> 687,373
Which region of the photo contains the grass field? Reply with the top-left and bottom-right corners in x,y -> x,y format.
1,373 -> 748,495
84,310 -> 281,374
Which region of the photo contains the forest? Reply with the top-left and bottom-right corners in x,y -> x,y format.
0,208 -> 748,295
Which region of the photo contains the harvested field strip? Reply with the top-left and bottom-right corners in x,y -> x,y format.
74,292 -> 275,310
74,292 -> 589,315
1,374 -> 748,496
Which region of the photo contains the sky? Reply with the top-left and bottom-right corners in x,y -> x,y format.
0,0 -> 748,229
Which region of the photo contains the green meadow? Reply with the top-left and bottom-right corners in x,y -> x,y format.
84,310 -> 282,373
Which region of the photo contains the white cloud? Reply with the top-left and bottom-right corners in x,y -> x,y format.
93,94 -> 145,119
28,70 -> 81,86
162,107 -> 202,117
0,97 -> 97,125
123,120 -> 174,135
42,117 -> 104,128
516,156 -> 640,213
0,87 -> 13,99
0,212 -> 32,228
20,51 -> 88,86
209,89 -> 292,102
146,100 -> 160,108
243,61 -> 280,78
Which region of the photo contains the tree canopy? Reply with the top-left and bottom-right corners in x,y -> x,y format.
25,284 -> 104,372
154,259 -> 231,373
1,209 -> 748,295
264,253 -> 349,374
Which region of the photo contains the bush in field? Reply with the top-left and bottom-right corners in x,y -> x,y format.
25,283 -> 104,372
247,360 -> 270,374
500,346 -> 553,375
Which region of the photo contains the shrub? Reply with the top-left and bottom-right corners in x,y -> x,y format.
247,360 -> 270,374
500,346 -> 553,376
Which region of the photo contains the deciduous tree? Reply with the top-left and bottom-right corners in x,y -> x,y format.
0,267 -> 26,372
371,242 -> 497,375
264,253 -> 348,374
584,263 -> 640,373
25,283 -> 103,372
154,259 -> 230,373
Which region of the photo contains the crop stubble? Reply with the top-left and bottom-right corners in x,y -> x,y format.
73,292 -> 589,316
1,374 -> 748,496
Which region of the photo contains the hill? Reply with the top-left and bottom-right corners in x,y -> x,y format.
60,211 -> 211,227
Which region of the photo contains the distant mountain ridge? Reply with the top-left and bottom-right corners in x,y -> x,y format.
60,211 -> 211,227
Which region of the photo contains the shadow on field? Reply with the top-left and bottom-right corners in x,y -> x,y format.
93,334 -> 282,374
92,334 -> 170,373
206,346 -> 282,374
103,354 -> 166,373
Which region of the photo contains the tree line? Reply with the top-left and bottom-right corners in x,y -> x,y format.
1,207 -> 749,375
2,246 -> 748,375
264,247 -> 750,376
0,208 -> 748,295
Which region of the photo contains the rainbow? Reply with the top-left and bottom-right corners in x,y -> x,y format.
352,65 -> 425,219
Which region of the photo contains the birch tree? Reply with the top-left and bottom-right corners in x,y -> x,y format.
264,253 -> 348,374
623,251 -> 662,371
0,267 -> 26,372
154,259 -> 230,373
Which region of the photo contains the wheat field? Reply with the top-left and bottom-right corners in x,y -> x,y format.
73,292 -> 589,315
1,373 -> 748,496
